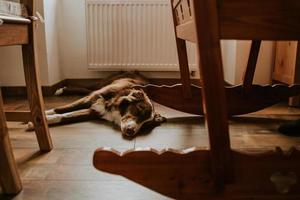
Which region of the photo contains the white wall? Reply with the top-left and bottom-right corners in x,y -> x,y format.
57,0 -> 276,82
0,0 -> 275,86
221,40 -> 238,83
0,0 -> 49,86
58,0 -> 100,79
0,0 -> 62,87
58,0 -> 186,79
44,0 -> 63,85
234,41 -> 275,85
0,46 -> 26,86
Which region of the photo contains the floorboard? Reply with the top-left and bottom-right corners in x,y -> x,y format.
1,96 -> 300,199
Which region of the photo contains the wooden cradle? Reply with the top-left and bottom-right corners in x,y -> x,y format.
94,0 -> 300,199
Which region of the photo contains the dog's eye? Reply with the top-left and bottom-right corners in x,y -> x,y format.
137,104 -> 145,111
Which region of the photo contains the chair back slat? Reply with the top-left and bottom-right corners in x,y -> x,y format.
219,0 -> 300,40
172,0 -> 300,41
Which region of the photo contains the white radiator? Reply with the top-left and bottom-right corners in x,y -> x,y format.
85,0 -> 196,71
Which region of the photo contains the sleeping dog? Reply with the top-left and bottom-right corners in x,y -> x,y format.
27,72 -> 166,137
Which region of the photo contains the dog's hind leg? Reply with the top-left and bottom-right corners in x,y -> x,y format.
28,109 -> 97,130
55,86 -> 92,96
47,96 -> 95,115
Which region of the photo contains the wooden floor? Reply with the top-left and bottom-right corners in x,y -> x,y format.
1,96 -> 300,200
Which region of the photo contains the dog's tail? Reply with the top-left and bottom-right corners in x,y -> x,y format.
54,86 -> 92,96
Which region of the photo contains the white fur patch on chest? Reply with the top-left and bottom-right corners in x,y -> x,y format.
91,97 -> 121,125
102,110 -> 122,126
91,97 -> 106,115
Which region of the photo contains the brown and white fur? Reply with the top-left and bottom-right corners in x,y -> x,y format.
27,72 -> 165,137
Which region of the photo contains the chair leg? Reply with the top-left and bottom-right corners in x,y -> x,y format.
191,0 -> 232,189
0,92 -> 22,194
170,2 -> 192,98
21,24 -> 53,152
242,40 -> 261,93
176,39 -> 193,98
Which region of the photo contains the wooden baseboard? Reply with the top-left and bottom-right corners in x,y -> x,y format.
5,111 -> 31,122
1,80 -> 67,97
65,78 -> 201,87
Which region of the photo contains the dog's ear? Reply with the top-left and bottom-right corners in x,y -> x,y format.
131,90 -> 144,101
119,98 -> 131,115
141,112 -> 166,132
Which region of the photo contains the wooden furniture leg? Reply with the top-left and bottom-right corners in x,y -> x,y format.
170,5 -> 192,98
170,0 -> 193,98
289,41 -> 300,106
243,40 -> 261,93
175,38 -> 192,98
0,92 -> 22,194
21,20 -> 53,152
191,0 -> 232,188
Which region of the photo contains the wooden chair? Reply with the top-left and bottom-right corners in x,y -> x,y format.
93,0 -> 300,199
0,0 -> 53,194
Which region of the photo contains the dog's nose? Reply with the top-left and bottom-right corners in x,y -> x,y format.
124,127 -> 135,136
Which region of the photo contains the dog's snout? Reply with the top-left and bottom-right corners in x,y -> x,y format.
124,127 -> 135,136
121,119 -> 138,137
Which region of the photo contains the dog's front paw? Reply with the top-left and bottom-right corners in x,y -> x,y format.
154,113 -> 167,124
26,122 -> 35,131
45,109 -> 56,115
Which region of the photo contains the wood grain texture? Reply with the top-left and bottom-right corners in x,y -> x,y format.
21,0 -> 53,151
176,21 -> 195,43
0,92 -> 22,194
273,42 -> 297,84
191,0 -> 232,189
0,15 -> 31,24
294,42 -> 300,86
274,41 -> 300,106
5,111 -> 31,122
93,147 -> 300,199
0,0 -> 52,151
143,84 -> 300,115
2,95 -> 300,199
290,41 -> 300,106
174,0 -> 300,42
22,33 -> 53,151
1,79 -> 67,97
0,24 -> 28,46
219,0 -> 300,40
94,147 -> 214,199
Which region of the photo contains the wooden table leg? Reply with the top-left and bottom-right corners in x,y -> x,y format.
242,40 -> 261,93
21,22 -> 53,152
191,0 -> 232,190
0,92 -> 22,194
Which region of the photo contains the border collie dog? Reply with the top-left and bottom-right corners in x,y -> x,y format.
28,72 -> 166,137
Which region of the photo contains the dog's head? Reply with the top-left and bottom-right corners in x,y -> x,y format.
117,89 -> 164,137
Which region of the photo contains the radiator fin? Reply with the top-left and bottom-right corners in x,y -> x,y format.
86,0 -> 196,71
